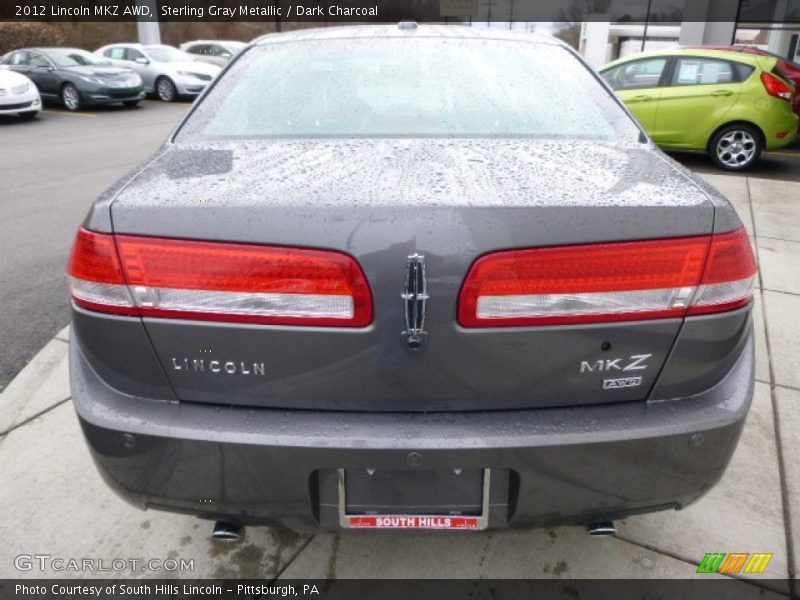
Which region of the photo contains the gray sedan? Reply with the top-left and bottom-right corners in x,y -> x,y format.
1,48 -> 144,111
68,25 -> 757,536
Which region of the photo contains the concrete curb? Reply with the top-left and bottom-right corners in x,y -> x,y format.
0,325 -> 70,435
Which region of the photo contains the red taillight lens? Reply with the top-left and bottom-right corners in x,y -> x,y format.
68,228 -> 373,327
688,228 -> 758,315
761,72 -> 793,101
67,229 -> 137,315
458,228 -> 756,328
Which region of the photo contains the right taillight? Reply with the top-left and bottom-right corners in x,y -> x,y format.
687,228 -> 758,315
458,228 -> 756,328
68,228 -> 373,327
761,71 -> 793,101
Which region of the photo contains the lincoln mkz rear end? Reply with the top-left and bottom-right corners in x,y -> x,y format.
68,26 -> 757,533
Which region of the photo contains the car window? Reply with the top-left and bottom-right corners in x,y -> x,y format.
105,47 -> 127,60
187,44 -> 208,55
735,62 -> 756,81
46,48 -> 106,67
210,44 -> 231,57
178,38 -> 641,141
672,57 -> 735,86
144,46 -> 189,62
27,52 -> 50,68
126,48 -> 147,61
5,51 -> 27,66
603,58 -> 668,91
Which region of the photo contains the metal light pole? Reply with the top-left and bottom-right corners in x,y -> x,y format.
641,0 -> 653,52
136,0 -> 161,45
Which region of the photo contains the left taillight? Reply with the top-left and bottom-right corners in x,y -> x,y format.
67,228 -> 138,315
458,228 -> 756,328
67,228 -> 373,327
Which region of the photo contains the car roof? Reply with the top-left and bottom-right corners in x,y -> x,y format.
252,24 -> 562,47
102,44 -> 178,50
601,47 -> 773,71
21,47 -> 85,52
183,40 -> 244,45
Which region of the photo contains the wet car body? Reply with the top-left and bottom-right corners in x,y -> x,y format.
69,26 -> 756,532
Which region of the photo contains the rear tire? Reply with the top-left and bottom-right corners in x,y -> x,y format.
18,111 -> 38,120
155,77 -> 177,102
122,100 -> 141,108
709,124 -> 763,171
60,83 -> 81,112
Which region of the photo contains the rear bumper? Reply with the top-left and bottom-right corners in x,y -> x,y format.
71,332 -> 754,531
762,109 -> 799,150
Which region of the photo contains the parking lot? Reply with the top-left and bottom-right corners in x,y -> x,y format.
0,101 -> 799,591
0,101 -> 186,392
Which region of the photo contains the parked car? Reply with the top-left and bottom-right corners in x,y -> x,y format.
69,25 -> 757,534
0,69 -> 41,119
697,46 -> 800,117
95,43 -> 221,102
179,40 -> 247,66
0,48 -> 144,112
599,48 -> 798,170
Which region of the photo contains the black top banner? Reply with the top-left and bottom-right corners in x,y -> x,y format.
2,0 -> 800,23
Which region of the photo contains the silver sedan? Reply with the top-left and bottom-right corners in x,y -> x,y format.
95,43 -> 221,102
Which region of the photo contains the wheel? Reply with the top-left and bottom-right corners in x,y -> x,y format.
122,100 -> 141,108
18,111 -> 38,120
709,124 -> 762,171
60,83 -> 81,111
155,77 -> 177,102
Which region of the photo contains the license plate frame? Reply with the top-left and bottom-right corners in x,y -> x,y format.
337,468 -> 490,530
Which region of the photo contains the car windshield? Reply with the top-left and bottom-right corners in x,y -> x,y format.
145,46 -> 190,63
46,49 -> 107,67
177,36 -> 640,141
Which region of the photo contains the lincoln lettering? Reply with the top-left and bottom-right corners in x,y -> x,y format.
170,358 -> 265,376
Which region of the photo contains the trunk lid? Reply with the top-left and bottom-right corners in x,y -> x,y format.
109,138 -> 715,411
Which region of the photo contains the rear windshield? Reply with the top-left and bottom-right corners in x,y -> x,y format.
177,36 -> 640,141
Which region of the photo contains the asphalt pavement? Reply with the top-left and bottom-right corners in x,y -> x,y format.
0,101 -> 189,391
0,104 -> 799,390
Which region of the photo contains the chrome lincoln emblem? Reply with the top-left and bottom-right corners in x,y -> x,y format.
401,254 -> 428,349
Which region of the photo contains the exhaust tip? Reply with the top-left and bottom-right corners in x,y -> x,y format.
587,521 -> 616,537
212,521 -> 244,542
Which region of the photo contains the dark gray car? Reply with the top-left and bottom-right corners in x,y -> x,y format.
67,25 -> 757,534
1,47 -> 144,111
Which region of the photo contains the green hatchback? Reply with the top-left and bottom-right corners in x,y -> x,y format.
600,48 -> 798,170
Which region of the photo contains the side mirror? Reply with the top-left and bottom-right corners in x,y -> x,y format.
134,57 -> 149,65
